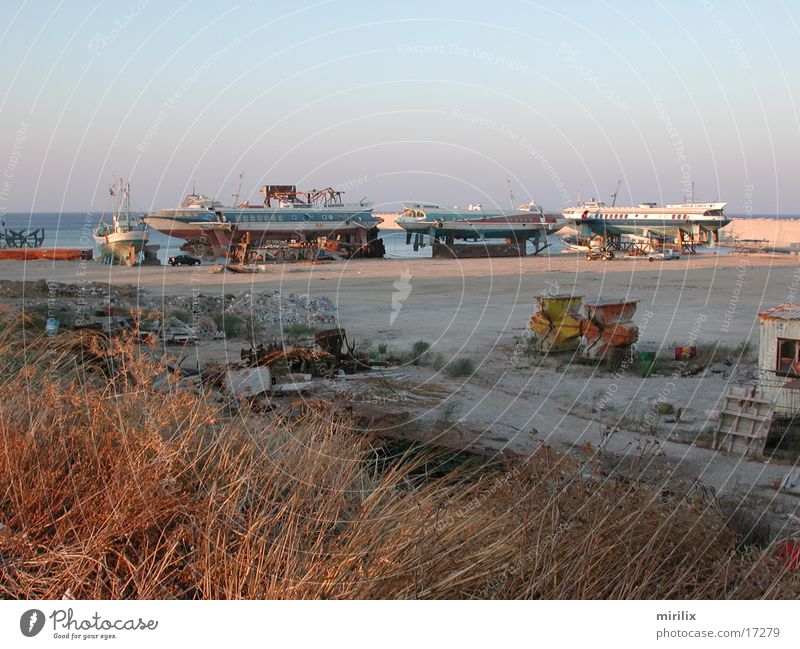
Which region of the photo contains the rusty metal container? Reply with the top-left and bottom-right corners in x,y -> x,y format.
581,298 -> 639,359
583,299 -> 638,328
529,294 -> 584,352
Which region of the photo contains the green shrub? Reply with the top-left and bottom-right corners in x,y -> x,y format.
444,357 -> 476,378
410,340 -> 431,364
283,322 -> 318,338
212,312 -> 248,339
168,308 -> 191,323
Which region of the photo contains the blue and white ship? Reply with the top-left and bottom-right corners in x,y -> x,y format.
396,201 -> 565,252
143,184 -> 383,257
563,200 -> 730,247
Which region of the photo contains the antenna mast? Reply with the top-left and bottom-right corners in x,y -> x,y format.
123,179 -> 131,228
232,173 -> 244,206
611,180 -> 622,207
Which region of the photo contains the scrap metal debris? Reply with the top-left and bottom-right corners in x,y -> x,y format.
581,299 -> 639,359
529,294 -> 584,352
529,295 -> 639,359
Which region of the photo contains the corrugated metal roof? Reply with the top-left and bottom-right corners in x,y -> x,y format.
758,303 -> 800,320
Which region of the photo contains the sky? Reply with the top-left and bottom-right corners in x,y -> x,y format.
0,0 -> 798,215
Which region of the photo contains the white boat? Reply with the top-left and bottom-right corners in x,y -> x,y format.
94,179 -> 149,265
563,200 -> 729,246
396,201 -> 565,252
143,184 -> 383,258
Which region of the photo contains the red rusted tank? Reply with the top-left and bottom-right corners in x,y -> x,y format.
581,299 -> 639,359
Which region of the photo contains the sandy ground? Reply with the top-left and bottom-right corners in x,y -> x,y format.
373,212 -> 402,230
722,218 -> 800,248
4,251 -> 799,529
5,251 -> 798,350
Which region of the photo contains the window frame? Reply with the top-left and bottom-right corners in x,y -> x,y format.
776,337 -> 800,377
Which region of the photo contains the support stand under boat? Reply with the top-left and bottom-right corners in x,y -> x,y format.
529,230 -> 551,256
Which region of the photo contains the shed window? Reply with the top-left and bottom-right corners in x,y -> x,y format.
777,337 -> 800,376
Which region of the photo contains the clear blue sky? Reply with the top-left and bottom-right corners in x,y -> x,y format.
0,0 -> 797,214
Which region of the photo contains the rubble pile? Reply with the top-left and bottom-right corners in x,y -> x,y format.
163,290 -> 337,327
225,291 -> 337,326
0,281 -> 339,338
166,294 -> 228,316
0,279 -> 148,301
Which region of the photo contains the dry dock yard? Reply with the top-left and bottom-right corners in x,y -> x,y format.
2,251 -> 800,597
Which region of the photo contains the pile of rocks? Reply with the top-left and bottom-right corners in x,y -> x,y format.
0,281 -> 339,336
226,290 -> 337,326
0,279 -> 148,301
166,294 -> 227,317
163,290 -> 338,328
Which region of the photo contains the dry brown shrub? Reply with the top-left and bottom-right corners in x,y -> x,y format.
0,325 -> 797,599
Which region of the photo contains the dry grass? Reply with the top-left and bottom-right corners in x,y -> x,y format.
0,317 -> 797,599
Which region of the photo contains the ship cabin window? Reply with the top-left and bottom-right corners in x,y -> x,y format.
777,338 -> 800,376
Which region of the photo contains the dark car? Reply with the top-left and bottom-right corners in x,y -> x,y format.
168,254 -> 201,267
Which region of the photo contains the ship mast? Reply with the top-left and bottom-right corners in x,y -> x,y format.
124,180 -> 131,229
683,181 -> 695,205
611,180 -> 622,207
112,179 -> 120,229
115,178 -> 130,230
232,172 -> 244,206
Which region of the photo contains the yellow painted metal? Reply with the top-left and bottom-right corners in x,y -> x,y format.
529,294 -> 584,352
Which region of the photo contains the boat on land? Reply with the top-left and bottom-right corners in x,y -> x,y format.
141,192 -> 224,241
143,184 -> 383,258
563,201 -> 730,247
93,180 -> 149,265
396,201 -> 565,251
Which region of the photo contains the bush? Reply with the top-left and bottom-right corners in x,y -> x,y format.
0,322 -> 797,599
409,340 -> 431,365
212,312 -> 249,339
282,322 -> 318,339
167,308 -> 191,323
444,357 -> 476,378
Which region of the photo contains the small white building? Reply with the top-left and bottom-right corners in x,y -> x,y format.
757,303 -> 800,417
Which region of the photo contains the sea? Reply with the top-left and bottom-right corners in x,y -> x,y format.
1,212 -> 794,263
0,212 -> 566,262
